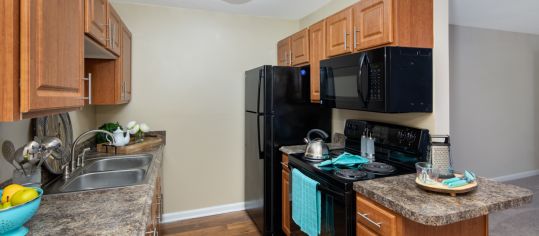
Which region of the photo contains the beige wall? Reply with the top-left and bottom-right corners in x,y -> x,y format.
300,0 -> 450,134
0,106 -> 96,182
97,3 -> 299,213
449,25 -> 539,177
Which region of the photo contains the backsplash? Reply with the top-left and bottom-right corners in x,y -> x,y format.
332,109 -> 435,133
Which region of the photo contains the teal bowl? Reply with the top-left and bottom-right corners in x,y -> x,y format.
0,188 -> 43,236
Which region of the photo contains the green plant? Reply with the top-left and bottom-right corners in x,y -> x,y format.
96,122 -> 122,144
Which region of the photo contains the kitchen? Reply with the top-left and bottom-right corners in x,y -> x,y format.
0,0 -> 537,236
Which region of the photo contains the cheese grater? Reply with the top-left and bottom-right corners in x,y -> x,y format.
429,135 -> 454,178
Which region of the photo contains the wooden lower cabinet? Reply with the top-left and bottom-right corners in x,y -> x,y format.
357,222 -> 378,236
281,154 -> 291,236
356,194 -> 488,236
146,176 -> 163,235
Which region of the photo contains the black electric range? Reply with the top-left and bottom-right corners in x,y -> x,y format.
287,120 -> 430,236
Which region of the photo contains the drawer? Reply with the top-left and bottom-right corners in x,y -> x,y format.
356,195 -> 397,236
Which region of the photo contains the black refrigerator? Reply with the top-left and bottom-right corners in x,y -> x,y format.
244,65 -> 332,235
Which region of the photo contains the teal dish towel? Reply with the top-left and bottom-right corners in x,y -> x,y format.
318,152 -> 370,167
292,169 -> 321,236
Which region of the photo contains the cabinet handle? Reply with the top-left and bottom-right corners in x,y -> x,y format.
82,73 -> 92,104
280,162 -> 289,168
289,51 -> 292,66
344,31 -> 347,50
108,22 -> 113,48
112,23 -> 116,49
354,27 -> 359,49
357,212 -> 382,228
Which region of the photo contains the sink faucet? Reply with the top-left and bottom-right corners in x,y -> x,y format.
64,129 -> 116,179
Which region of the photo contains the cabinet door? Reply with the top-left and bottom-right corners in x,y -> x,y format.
282,167 -> 291,236
326,8 -> 353,57
107,4 -> 121,55
290,29 -> 309,66
309,20 -> 326,103
0,0 -> 20,121
121,25 -> 132,103
20,0 -> 84,113
277,38 -> 291,66
357,223 -> 378,236
354,0 -> 393,51
85,0 -> 108,46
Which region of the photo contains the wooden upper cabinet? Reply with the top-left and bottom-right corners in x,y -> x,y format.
326,7 -> 353,57
277,37 -> 291,66
0,0 -> 20,121
354,0 -> 393,51
85,0 -> 108,46
290,29 -> 309,66
107,4 -> 121,56
309,20 -> 326,103
20,0 -> 84,115
86,21 -> 132,105
120,24 -> 132,103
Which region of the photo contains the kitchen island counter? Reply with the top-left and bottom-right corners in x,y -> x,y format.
353,173 -> 533,226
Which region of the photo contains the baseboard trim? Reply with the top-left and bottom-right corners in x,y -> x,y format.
162,202 -> 246,223
492,169 -> 539,182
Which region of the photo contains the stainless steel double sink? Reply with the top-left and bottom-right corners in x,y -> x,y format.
44,153 -> 154,194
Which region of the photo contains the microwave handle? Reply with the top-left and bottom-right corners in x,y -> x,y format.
357,54 -> 370,107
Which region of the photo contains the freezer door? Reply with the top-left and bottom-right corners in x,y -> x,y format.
245,66 -> 268,113
245,112 -> 265,233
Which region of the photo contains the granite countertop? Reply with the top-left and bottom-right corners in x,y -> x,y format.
353,174 -> 533,226
25,145 -> 164,236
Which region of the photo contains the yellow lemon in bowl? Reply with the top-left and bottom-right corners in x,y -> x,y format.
1,184 -> 25,203
10,188 -> 39,206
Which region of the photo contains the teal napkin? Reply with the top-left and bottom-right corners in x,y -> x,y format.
318,152 -> 370,167
292,169 -> 321,236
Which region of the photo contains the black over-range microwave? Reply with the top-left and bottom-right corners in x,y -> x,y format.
320,47 -> 433,113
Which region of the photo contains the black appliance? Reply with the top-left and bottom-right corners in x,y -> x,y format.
320,46 -> 433,113
288,120 -> 430,235
245,65 -> 332,235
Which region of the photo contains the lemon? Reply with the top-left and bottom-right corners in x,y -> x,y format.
11,188 -> 38,206
1,184 -> 25,203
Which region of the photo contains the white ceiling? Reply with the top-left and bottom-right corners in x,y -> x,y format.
111,0 -> 330,20
450,0 -> 539,35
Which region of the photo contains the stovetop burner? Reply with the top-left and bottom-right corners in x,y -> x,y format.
362,162 -> 396,175
334,169 -> 368,180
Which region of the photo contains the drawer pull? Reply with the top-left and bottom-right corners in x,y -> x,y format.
357,212 -> 382,228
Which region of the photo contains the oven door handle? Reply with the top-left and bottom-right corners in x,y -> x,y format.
317,184 -> 345,198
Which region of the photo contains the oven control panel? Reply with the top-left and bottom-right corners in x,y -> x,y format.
344,119 -> 430,155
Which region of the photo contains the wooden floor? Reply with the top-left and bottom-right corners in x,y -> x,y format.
162,211 -> 261,236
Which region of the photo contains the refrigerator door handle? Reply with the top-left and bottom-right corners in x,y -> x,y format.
257,114 -> 264,159
257,69 -> 264,159
257,70 -> 263,115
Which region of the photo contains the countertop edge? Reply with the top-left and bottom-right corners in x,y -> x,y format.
354,186 -> 489,226
353,175 -> 534,226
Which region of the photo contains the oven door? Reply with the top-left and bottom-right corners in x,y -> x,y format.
289,165 -> 355,236
317,185 -> 355,236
